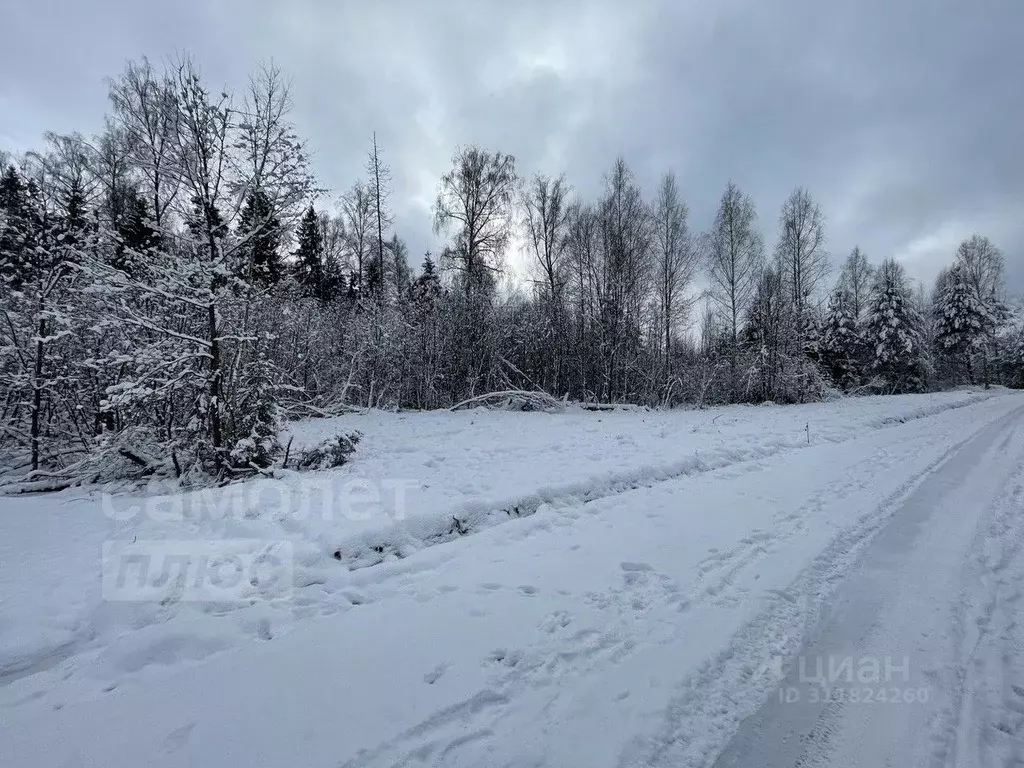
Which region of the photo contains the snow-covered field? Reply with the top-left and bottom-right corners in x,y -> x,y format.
2,389 -> 1024,767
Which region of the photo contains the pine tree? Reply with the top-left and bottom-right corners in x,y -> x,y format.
0,164 -> 24,210
820,289 -> 862,389
61,178 -> 89,244
0,165 -> 41,287
388,234 -> 411,300
227,349 -> 281,470
411,253 -> 442,307
237,188 -> 282,285
994,303 -> 1024,388
865,258 -> 923,393
743,266 -> 785,402
801,309 -> 823,363
0,165 -> 83,471
111,186 -> 157,274
935,265 -> 992,383
185,195 -> 227,254
364,258 -> 383,302
293,204 -> 326,299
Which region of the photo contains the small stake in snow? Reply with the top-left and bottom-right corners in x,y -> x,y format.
282,436 -> 293,470
806,423 -> 810,445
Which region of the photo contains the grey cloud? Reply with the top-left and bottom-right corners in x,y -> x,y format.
2,0 -> 1021,291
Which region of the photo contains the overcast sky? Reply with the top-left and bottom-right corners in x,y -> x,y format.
2,0 -> 1021,292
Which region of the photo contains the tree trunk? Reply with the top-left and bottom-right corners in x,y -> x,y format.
208,299 -> 223,469
30,309 -> 45,472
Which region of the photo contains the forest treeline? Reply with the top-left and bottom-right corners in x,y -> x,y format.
1,55 -> 1020,485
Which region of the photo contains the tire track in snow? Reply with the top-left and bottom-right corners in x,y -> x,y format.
694,403 -> 1024,768
626,403 -> 1024,768
332,406 -> 1021,768
942,447 -> 1024,768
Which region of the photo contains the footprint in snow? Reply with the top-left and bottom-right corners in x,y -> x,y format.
161,723 -> 195,754
540,610 -> 572,633
620,561 -> 654,572
488,648 -> 523,668
255,618 -> 272,641
423,663 -> 449,684
620,562 -> 654,588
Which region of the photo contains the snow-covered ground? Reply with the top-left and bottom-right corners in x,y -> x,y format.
2,389 -> 1023,767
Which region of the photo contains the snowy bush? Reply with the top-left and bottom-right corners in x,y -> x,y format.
295,431 -> 362,471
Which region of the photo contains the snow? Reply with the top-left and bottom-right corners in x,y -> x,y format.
1,389 -> 1023,766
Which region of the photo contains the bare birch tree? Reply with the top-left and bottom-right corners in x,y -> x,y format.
107,57 -> 180,228
775,186 -> 829,317
651,171 -> 696,380
521,173 -> 570,391
433,145 -> 518,286
837,246 -> 873,321
341,181 -> 374,291
707,181 -> 763,399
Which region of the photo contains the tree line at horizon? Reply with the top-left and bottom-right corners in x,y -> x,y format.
1,54 -> 1020,487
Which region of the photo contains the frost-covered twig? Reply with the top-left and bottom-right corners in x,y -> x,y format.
449,390 -> 564,413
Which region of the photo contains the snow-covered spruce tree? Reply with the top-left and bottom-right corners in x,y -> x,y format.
935,265 -> 993,384
788,306 -> 827,402
992,299 -> 1024,388
927,268 -> 958,387
819,288 -> 863,390
865,258 -> 924,393
236,188 -> 283,285
952,235 -> 1007,387
293,203 -> 326,300
801,308 -> 823,363
742,266 -> 784,402
227,346 -> 281,470
0,164 -> 41,289
738,266 -> 824,403
405,254 -> 447,408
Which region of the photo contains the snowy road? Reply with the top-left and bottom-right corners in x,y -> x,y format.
713,399 -> 1024,768
2,392 -> 1023,767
